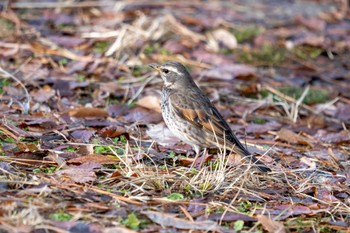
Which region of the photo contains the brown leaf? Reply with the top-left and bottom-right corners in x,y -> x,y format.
70,129 -> 95,142
48,35 -> 85,48
69,107 -> 109,118
316,188 -> 339,202
275,204 -> 312,216
107,104 -> 130,118
146,123 -> 180,146
207,212 -> 256,222
336,104 -> 350,122
67,154 -> 119,165
163,40 -> 188,54
192,49 -> 231,66
212,28 -> 237,49
142,210 -> 220,231
314,130 -> 350,143
277,128 -> 313,146
203,64 -> 256,80
56,162 -> 101,183
105,227 -> 138,233
295,15 -> 326,32
98,125 -> 127,138
300,156 -> 317,170
246,122 -> 282,134
31,85 -> 55,103
257,215 -> 286,233
123,107 -> 162,124
23,118 -> 58,129
136,96 -> 161,113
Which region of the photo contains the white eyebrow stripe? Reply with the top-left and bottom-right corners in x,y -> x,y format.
162,66 -> 181,75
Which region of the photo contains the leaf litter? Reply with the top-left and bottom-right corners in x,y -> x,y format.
0,0 -> 349,232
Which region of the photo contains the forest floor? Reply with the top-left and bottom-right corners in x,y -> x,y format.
0,1 -> 349,232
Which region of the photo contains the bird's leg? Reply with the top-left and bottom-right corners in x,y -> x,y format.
190,145 -> 201,170
196,148 -> 208,169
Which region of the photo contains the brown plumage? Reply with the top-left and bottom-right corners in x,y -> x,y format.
150,61 -> 271,172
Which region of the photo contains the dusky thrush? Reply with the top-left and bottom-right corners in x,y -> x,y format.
150,61 -> 271,172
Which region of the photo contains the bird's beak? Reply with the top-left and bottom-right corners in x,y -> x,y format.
149,63 -> 160,71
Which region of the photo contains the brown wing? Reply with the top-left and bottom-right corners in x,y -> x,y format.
169,89 -> 251,157
169,88 -> 271,172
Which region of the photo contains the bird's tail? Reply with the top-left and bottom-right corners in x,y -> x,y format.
229,144 -> 271,172
249,155 -> 271,172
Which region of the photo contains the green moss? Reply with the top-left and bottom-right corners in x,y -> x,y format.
75,74 -> 86,82
0,136 -> 16,144
278,86 -> 329,104
94,145 -> 112,154
234,220 -> 244,231
93,41 -> 111,54
144,43 -> 170,55
63,146 -> 77,152
293,46 -> 323,60
123,212 -> 140,230
49,212 -> 73,221
231,26 -> 265,43
237,200 -> 252,213
119,135 -> 128,144
168,151 -> 176,158
239,44 -> 286,65
0,18 -> 15,37
284,218 -> 314,231
219,48 -> 232,55
132,66 -> 142,77
58,58 -> 68,66
253,118 -> 268,124
33,166 -> 57,174
0,78 -> 10,95
166,193 -> 184,200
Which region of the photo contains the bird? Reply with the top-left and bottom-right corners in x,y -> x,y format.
149,61 -> 271,172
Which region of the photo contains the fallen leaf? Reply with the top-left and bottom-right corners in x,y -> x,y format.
277,128 -> 313,146
31,85 -> 55,103
315,188 -> 339,202
98,125 -> 127,138
123,107 -> 162,124
246,122 -> 282,134
163,39 -> 188,54
192,49 -> 232,65
212,28 -> 237,49
146,123 -> 180,146
275,204 -> 312,217
142,210 -> 220,231
203,64 -> 256,80
207,212 -> 256,222
23,118 -> 58,129
336,104 -> 350,122
71,129 -> 95,142
69,107 -> 109,118
107,104 -> 130,117
314,130 -> 350,143
257,215 -> 286,233
105,227 -> 138,233
136,96 -> 161,113
295,15 -> 326,32
68,154 -> 119,165
300,156 -> 317,169
56,162 -> 101,183
48,35 -> 85,48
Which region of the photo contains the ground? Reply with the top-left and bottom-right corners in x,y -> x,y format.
0,1 -> 349,232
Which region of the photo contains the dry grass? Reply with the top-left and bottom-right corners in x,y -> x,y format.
0,0 -> 349,232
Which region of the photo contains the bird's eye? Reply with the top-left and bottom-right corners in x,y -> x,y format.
162,69 -> 169,74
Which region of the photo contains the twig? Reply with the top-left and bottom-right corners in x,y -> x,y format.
291,85 -> 310,123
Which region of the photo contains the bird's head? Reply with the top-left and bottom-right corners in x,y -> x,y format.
149,61 -> 193,88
